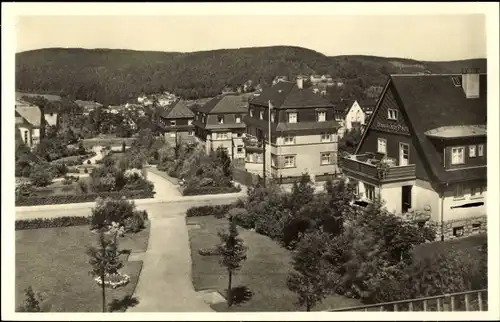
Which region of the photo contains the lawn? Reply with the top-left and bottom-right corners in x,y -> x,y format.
15,222 -> 150,312
33,178 -> 88,197
186,215 -> 362,312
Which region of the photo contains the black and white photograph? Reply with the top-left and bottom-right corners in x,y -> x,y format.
2,2 -> 499,320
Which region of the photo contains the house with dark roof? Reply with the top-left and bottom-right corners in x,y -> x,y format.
340,73 -> 487,240
192,94 -> 248,159
156,99 -> 196,143
244,78 -> 341,184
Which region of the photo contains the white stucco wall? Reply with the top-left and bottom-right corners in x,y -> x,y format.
413,179 -> 441,222
442,184 -> 487,221
44,113 -> 58,126
345,101 -> 366,130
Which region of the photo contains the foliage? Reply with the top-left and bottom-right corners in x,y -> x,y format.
217,219 -> 247,307
15,216 -> 90,230
16,47 -> 485,104
198,247 -> 221,256
17,286 -> 48,312
90,197 -> 147,232
182,185 -> 241,196
86,230 -> 124,312
15,189 -> 154,206
287,230 -> 337,311
186,204 -> 233,218
15,182 -> 35,201
29,164 -> 54,187
338,127 -> 363,155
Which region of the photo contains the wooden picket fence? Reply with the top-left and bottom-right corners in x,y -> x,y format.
327,289 -> 488,312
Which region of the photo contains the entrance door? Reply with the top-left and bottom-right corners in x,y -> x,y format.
399,143 -> 410,166
402,185 -> 412,213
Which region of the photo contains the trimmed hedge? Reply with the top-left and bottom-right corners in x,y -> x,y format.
15,216 -> 90,230
182,185 -> 241,196
186,204 -> 233,218
15,189 -> 155,206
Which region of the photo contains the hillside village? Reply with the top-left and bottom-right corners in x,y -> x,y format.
14,49 -> 488,313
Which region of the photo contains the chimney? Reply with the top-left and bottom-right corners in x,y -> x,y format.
462,71 -> 480,99
297,77 -> 303,89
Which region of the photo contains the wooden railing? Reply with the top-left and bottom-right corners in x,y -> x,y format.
340,155 -> 416,183
327,289 -> 488,312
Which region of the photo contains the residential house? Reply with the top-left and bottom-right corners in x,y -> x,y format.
334,99 -> 366,138
193,94 -> 248,160
156,99 -> 196,143
322,74 -> 333,82
15,99 -> 58,147
137,94 -> 147,104
312,82 -> 328,96
244,78 -> 341,184
272,76 -> 288,86
75,100 -> 103,115
339,73 -> 487,240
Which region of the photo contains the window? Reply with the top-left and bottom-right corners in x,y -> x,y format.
321,133 -> 331,142
469,145 -> 476,158
236,132 -> 243,137
284,155 -> 296,168
188,131 -> 194,136
24,130 -> 28,143
217,116 -> 224,124
217,132 -> 228,140
249,109 -> 254,117
478,144 -> 484,157
259,111 -> 264,120
377,138 -> 387,154
235,115 -> 241,124
472,223 -> 481,234
188,119 -> 193,125
335,114 -> 343,121
317,111 -> 326,122
169,132 -> 176,138
170,120 -> 176,126
364,183 -> 376,201
451,76 -> 462,87
454,183 -> 464,199
271,112 -> 276,122
387,109 -> 398,120
451,147 -> 465,165
320,152 -> 333,165
237,145 -> 244,154
288,112 -> 297,123
283,136 -> 295,145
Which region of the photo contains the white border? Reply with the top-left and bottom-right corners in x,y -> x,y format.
2,2 -> 499,321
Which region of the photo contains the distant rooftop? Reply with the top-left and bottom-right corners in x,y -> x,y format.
425,125 -> 487,139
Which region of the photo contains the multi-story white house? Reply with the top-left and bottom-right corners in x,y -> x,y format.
15,99 -> 58,148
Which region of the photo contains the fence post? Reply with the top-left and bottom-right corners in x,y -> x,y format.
464,293 -> 470,311
450,295 -> 455,311
423,300 -> 428,312
437,298 -> 442,311
477,292 -> 483,311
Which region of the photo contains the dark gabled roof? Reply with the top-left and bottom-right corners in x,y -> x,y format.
359,74 -> 487,184
358,99 -> 377,112
333,99 -> 354,114
197,94 -> 248,114
250,81 -> 334,109
159,100 -> 194,119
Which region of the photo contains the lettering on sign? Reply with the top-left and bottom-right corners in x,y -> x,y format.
375,121 -> 410,134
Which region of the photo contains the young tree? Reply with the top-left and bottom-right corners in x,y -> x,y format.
217,219 -> 247,307
287,230 -> 337,311
86,230 -> 123,312
17,286 -> 45,312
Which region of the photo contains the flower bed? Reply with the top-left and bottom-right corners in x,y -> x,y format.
182,185 -> 241,196
94,273 -> 131,289
186,204 -> 233,218
15,189 -> 154,206
15,216 -> 90,230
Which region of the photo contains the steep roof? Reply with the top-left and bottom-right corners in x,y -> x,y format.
15,101 -> 41,127
358,74 -> 487,184
159,100 -> 195,119
197,94 -> 249,114
250,81 -> 334,109
333,99 -> 354,114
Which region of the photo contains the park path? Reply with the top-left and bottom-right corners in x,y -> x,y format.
127,205 -> 214,312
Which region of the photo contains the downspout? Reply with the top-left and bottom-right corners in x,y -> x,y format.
441,182 -> 447,241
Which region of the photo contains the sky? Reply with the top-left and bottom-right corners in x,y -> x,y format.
15,14 -> 486,61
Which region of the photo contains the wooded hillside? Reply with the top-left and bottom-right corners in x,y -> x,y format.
16,46 -> 486,105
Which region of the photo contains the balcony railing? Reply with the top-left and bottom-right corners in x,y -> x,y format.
340,153 -> 416,183
327,289 -> 488,312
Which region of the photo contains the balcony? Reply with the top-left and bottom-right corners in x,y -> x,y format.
243,135 -> 264,153
340,153 -> 416,184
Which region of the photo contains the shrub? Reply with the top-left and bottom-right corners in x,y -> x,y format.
29,165 -> 54,187
87,159 -> 92,165
198,247 -> 221,256
67,166 -> 80,173
182,185 -> 241,196
90,198 -> 137,230
123,213 -> 145,233
51,163 -> 69,177
15,190 -> 154,206
186,204 -> 233,218
16,183 -> 35,201
228,208 -> 254,229
84,168 -> 89,174
15,216 -> 90,230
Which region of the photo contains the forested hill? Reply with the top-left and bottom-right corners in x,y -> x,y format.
15,46 -> 487,105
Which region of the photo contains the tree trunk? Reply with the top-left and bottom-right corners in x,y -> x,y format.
101,272 -> 106,312
227,270 -> 232,307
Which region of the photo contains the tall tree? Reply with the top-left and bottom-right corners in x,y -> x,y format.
217,219 -> 247,307
287,230 -> 337,311
86,230 -> 123,312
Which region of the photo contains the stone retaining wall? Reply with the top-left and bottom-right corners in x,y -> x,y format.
431,215 -> 487,241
